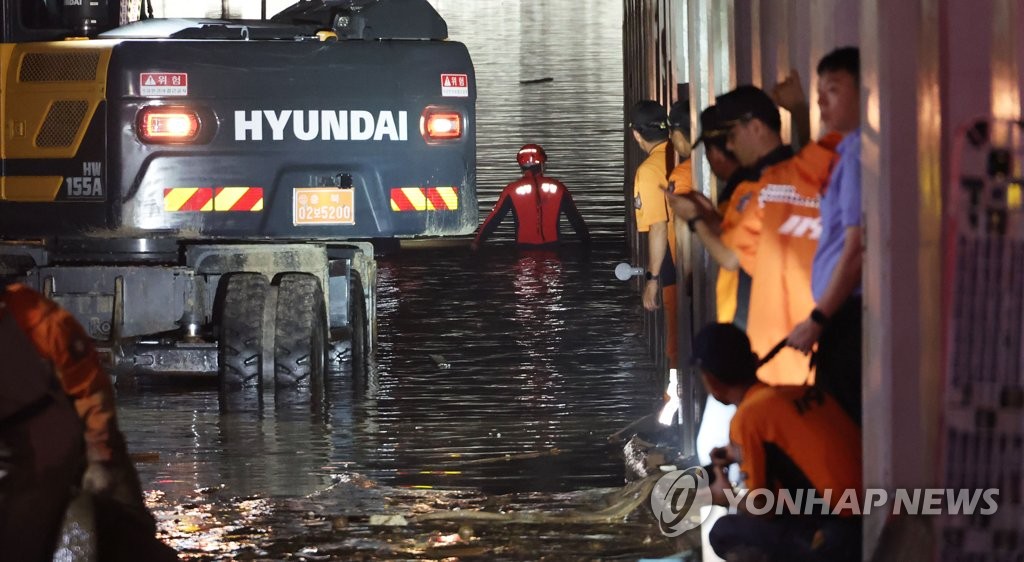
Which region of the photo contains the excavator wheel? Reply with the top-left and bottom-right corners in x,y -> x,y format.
217,272 -> 269,393
273,273 -> 328,401
349,272 -> 369,377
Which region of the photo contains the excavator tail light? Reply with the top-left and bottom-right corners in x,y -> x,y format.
137,106 -> 201,144
421,108 -> 462,142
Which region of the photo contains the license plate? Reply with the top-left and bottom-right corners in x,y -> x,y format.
293,188 -> 355,225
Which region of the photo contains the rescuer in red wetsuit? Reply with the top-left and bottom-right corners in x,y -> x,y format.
471,144 -> 590,250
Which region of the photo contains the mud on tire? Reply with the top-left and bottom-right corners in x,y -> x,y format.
217,272 -> 269,391
273,273 -> 327,391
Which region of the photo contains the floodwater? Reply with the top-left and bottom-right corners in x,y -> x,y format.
441,0 -> 630,237
118,244 -> 682,559
115,1 -> 685,559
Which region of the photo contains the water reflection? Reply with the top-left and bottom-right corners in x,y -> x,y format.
119,242 -> 660,500
369,243 -> 654,494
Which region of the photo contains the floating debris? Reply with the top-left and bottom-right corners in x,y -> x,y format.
414,475 -> 663,525
130,451 -> 161,463
427,532 -> 466,547
145,471 -> 691,559
520,77 -> 554,84
429,354 -> 451,369
368,514 -> 408,527
457,447 -> 565,465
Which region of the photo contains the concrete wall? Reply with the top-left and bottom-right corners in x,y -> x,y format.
862,0 -> 1024,555
860,0 -> 942,556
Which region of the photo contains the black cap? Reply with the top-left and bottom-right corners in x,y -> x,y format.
629,100 -> 669,140
668,100 -> 689,131
715,85 -> 781,133
693,105 -> 727,148
691,323 -> 759,384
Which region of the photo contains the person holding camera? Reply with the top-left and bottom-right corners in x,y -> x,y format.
692,322 -> 862,562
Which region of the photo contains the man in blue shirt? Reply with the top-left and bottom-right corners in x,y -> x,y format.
785,47 -> 863,424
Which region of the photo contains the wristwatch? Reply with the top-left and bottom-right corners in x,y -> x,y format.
810,308 -> 830,327
644,271 -> 660,281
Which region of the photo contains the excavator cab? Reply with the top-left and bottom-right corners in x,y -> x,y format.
3,0 -> 119,40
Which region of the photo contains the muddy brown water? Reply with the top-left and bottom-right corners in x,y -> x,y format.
112,1 -> 694,558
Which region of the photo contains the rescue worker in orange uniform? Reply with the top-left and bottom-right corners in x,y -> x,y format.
630,100 -> 685,368
0,283 -> 176,561
697,106 -> 745,210
685,106 -> 752,328
471,144 -> 590,250
667,86 -> 839,385
693,323 -> 862,562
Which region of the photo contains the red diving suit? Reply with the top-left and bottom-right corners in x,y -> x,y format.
473,169 -> 590,248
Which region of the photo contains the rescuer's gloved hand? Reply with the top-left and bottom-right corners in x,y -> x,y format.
82,460 -> 115,495
84,457 -> 155,526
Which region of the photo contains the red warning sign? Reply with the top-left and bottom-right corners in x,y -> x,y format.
140,73 -> 188,96
441,73 -> 469,97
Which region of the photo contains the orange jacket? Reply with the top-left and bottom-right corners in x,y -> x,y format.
731,383 -> 862,513
1,284 -> 118,462
721,136 -> 839,384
